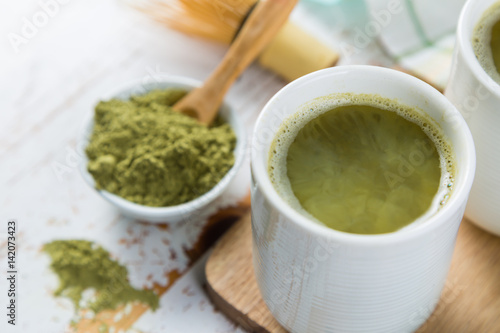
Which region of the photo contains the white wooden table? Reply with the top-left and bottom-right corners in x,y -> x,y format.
0,1 -> 391,332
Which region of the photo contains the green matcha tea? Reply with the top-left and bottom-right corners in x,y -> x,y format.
269,94 -> 455,235
85,89 -> 236,207
473,1 -> 500,84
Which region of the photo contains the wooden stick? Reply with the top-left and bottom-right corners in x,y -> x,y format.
174,0 -> 298,124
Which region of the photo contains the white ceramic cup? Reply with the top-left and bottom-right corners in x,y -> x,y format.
251,66 -> 475,333
445,0 -> 500,236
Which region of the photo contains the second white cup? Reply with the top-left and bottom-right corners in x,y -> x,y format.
446,0 -> 500,236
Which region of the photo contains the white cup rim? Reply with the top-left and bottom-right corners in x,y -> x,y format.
251,65 -> 476,245
457,0 -> 500,98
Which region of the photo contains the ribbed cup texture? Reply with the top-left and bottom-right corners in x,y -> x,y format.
252,184 -> 465,333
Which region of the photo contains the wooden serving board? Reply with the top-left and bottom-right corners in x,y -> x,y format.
206,213 -> 500,332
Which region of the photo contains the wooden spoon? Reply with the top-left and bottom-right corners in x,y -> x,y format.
174,0 -> 298,125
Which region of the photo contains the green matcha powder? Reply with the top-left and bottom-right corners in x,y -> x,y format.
85,89 -> 236,207
44,240 -> 159,313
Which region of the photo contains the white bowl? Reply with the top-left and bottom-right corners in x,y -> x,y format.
78,76 -> 245,223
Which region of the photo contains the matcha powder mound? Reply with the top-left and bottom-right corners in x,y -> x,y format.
85,88 -> 237,207
44,240 -> 159,313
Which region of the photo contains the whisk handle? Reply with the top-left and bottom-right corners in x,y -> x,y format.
174,0 -> 298,124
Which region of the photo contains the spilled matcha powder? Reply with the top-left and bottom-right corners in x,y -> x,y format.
44,240 -> 159,313
85,88 -> 236,206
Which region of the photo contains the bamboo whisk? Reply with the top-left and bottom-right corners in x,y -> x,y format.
138,0 -> 257,43
136,0 -> 340,81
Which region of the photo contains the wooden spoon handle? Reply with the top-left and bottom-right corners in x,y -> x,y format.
174,0 -> 298,124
